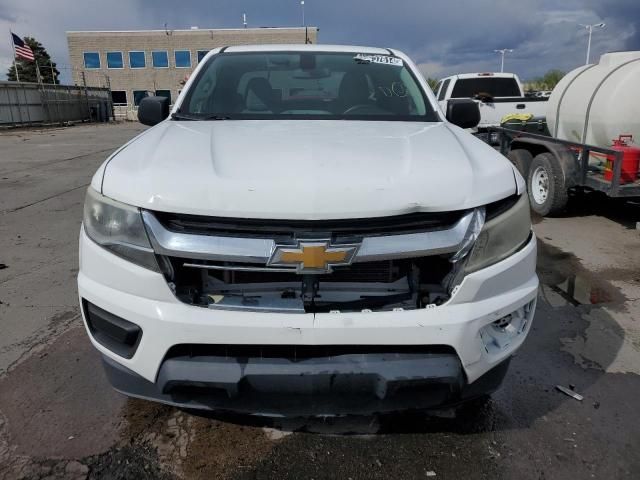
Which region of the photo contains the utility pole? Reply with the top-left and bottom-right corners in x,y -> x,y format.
243,13 -> 247,28
106,75 -> 114,121
301,1 -> 305,27
494,49 -> 513,73
81,70 -> 91,121
580,23 -> 605,64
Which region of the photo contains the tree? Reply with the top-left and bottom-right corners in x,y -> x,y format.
540,69 -> 565,89
525,69 -> 565,91
7,37 -> 60,84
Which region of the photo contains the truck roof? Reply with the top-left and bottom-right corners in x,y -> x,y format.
440,72 -> 519,81
224,44 -> 395,55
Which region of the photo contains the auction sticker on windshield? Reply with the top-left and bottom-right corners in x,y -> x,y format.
354,54 -> 403,66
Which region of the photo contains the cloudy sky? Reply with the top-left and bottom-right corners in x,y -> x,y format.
1,0 -> 639,83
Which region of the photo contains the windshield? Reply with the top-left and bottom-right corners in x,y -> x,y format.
178,52 -> 438,121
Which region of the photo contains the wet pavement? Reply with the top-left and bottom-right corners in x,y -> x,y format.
1,123 -> 640,479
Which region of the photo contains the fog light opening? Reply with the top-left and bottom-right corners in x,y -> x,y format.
480,300 -> 534,355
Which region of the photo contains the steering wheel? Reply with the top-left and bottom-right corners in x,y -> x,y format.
343,104 -> 385,115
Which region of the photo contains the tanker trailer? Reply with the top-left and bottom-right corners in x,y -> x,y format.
489,51 -> 640,216
547,51 -> 640,148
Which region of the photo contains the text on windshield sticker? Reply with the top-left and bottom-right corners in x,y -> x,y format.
354,54 -> 403,67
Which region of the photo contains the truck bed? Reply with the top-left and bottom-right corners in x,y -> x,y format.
476,97 -> 548,129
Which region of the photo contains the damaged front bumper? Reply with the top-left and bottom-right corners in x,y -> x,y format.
101,349 -> 511,416
78,228 -> 538,415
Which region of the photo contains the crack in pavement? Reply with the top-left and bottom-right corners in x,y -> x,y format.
0,312 -> 81,378
2,148 -> 115,176
0,304 -> 78,308
1,183 -> 89,215
0,256 -> 74,286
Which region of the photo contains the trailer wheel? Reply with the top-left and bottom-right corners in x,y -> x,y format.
507,149 -> 532,180
527,153 -> 568,216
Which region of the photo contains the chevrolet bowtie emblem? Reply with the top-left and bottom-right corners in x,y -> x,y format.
268,240 -> 360,274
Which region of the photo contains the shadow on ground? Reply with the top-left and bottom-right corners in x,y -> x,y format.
184,237 -> 627,435
1,238 -> 637,480
560,190 -> 639,229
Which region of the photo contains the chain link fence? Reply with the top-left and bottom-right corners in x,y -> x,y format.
0,81 -> 113,127
0,65 -> 115,128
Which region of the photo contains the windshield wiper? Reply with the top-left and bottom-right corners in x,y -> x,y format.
171,112 -> 234,121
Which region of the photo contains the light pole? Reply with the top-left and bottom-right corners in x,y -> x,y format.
301,1 -> 305,27
494,49 -> 513,73
580,23 -> 605,65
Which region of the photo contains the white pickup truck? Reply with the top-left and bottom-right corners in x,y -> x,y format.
434,73 -> 547,132
78,45 -> 538,416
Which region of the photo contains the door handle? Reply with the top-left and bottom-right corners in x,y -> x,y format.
516,104 -> 526,109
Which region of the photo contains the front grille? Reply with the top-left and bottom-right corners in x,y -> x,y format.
164,253 -> 453,313
180,259 -> 402,284
151,210 -> 477,313
152,210 -> 467,241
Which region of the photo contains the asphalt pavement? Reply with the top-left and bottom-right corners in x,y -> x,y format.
1,122 -> 639,480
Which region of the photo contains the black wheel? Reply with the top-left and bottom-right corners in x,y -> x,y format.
507,149 -> 532,180
527,152 -> 568,216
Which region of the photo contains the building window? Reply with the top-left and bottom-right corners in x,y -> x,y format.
83,52 -> 100,69
129,51 -> 146,69
106,52 -> 123,69
152,51 -> 169,68
197,50 -> 209,63
174,50 -> 191,68
111,90 -> 127,105
155,89 -> 171,103
133,90 -> 149,106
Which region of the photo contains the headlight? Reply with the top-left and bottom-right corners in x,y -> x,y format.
464,194 -> 531,273
83,188 -> 159,271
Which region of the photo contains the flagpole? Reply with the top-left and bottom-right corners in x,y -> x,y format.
9,31 -> 20,82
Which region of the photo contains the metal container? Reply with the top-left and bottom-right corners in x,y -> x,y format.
605,135 -> 640,184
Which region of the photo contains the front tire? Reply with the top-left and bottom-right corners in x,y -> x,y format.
527,152 -> 568,216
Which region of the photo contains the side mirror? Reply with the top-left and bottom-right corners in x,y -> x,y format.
138,96 -> 170,126
446,99 -> 480,129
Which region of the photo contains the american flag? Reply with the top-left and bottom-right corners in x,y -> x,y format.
12,33 -> 35,61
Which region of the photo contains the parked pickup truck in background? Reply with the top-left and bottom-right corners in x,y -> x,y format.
434,73 -> 548,135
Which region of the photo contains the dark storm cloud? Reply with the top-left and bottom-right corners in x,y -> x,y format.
144,0 -> 627,78
0,0 -> 638,81
585,0 -> 640,50
0,11 -> 17,22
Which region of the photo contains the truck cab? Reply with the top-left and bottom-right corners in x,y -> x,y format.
435,73 -> 547,132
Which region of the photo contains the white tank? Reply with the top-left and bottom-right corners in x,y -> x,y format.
546,51 -> 640,149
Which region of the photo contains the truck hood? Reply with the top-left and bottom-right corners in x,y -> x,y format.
100,120 -> 516,219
